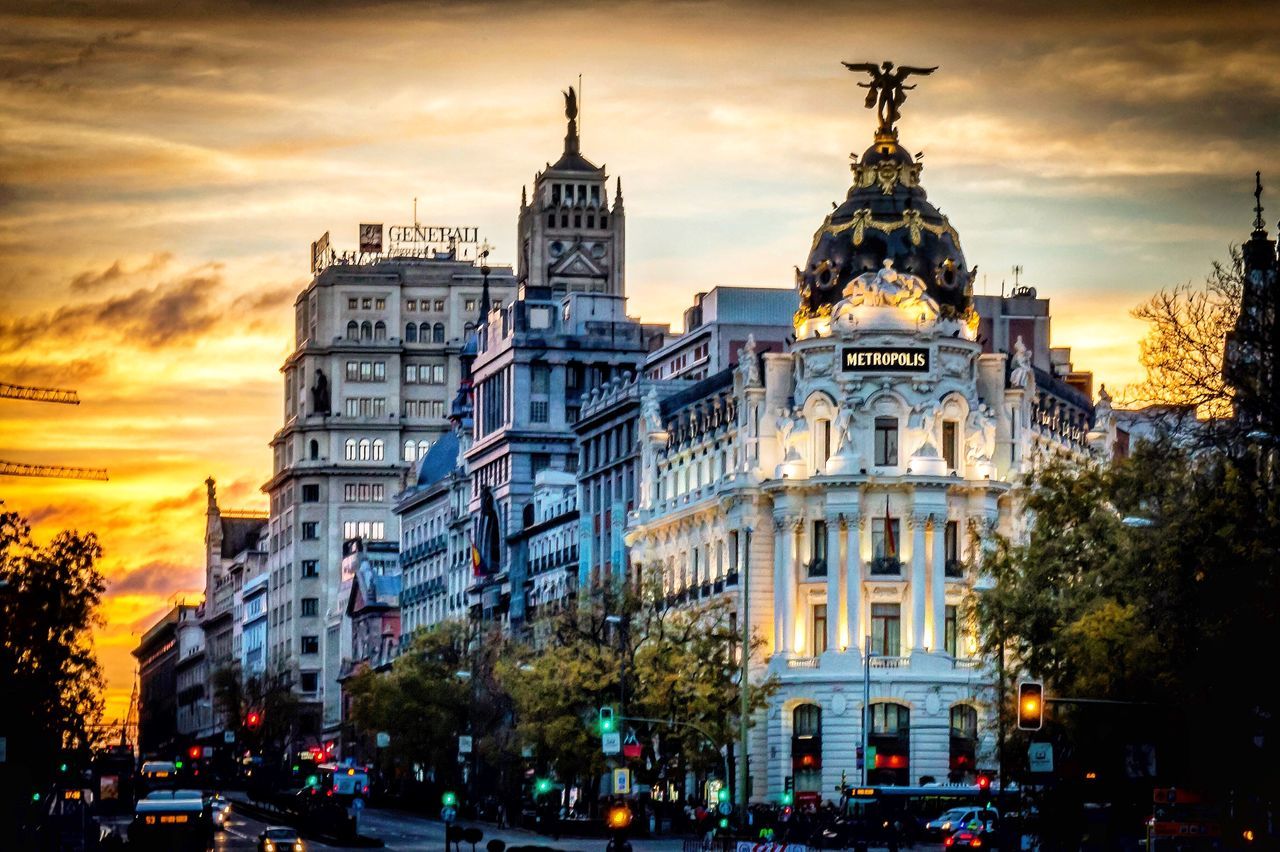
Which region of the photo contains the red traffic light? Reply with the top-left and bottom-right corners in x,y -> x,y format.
976,773 -> 992,791
188,746 -> 201,760
246,711 -> 262,729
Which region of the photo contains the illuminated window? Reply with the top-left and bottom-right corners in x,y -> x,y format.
404,440 -> 416,462
874,416 -> 898,466
344,439 -> 356,460
372,439 -> 384,461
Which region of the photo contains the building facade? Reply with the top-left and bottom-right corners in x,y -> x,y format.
626,114 -> 1111,797
133,604 -> 194,758
260,243 -> 514,740
645,287 -> 795,382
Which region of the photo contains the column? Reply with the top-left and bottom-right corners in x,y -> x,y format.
844,512 -> 862,653
931,513 -> 947,654
911,512 -> 927,652
781,517 -> 798,654
772,516 -> 787,655
825,515 -> 841,654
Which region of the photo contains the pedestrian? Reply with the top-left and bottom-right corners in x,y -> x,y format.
496,800 -> 507,828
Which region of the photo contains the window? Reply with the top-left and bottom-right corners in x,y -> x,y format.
945,521 -> 962,577
811,603 -> 828,655
870,517 -> 901,572
344,439 -> 356,460
945,604 -> 958,657
346,320 -> 358,339
870,603 -> 901,657
309,440 -> 319,460
361,298 -> 372,310
943,420 -> 959,470
301,522 -> 319,540
531,400 -> 549,423
300,672 -> 319,693
871,702 -> 910,735
810,519 -> 828,576
419,321 -> 429,341
301,484 -> 320,503
301,598 -> 319,617
406,300 -> 416,311
417,440 -> 430,458
874,416 -> 899,466
434,299 -> 444,311
465,299 -> 476,312
816,419 -> 832,469
372,439 -> 384,460
432,323 -> 445,343
301,560 -> 319,578
375,298 -> 385,310
404,439 -> 417,461
348,298 -> 358,310
950,704 -> 977,739
405,323 -> 418,342
359,320 -> 372,340
374,321 -> 386,340
344,483 -> 384,502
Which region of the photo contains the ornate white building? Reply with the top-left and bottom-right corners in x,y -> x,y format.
626,115 -> 1117,798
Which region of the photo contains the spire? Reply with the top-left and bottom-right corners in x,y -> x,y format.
1254,171 -> 1266,234
563,85 -> 580,156
205,477 -> 217,512
521,185 -> 527,208
614,176 -> 624,208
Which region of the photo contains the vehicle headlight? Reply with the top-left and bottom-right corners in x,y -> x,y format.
264,842 -> 274,851
295,843 -> 305,851
942,822 -> 951,830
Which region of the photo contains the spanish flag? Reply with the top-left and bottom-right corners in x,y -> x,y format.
470,540 -> 483,576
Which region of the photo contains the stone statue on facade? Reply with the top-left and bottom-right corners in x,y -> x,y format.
775,406 -> 796,457
641,387 -> 663,433
1093,383 -> 1114,434
738,334 -> 761,386
311,369 -> 330,416
842,59 -> 938,134
965,405 -> 996,462
1009,335 -> 1034,390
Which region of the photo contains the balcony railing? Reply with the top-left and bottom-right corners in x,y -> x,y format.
787,656 -> 820,669
869,556 -> 903,576
953,657 -> 982,670
869,655 -> 910,669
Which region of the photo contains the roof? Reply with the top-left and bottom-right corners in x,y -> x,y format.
220,515 -> 266,558
347,567 -> 402,616
1033,365 -> 1093,412
660,367 -> 736,417
414,430 -> 460,488
547,151 -> 602,173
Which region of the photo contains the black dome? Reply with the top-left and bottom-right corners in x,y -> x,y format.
798,130 -> 972,319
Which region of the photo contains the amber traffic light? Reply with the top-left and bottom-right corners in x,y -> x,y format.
606,805 -> 632,831
1017,681 -> 1044,730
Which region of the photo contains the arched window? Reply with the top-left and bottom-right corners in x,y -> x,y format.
346,321 -> 358,339
360,321 -> 372,340
358,438 -> 371,460
949,704 -> 979,782
309,439 -> 319,460
374,321 -> 386,341
432,323 -> 445,343
869,702 -> 911,786
791,703 -> 823,793
405,323 -> 418,343
464,321 -> 475,336
372,439 -> 384,461
418,440 -> 430,458
419,322 -> 430,342
404,439 -> 416,462
344,439 -> 356,460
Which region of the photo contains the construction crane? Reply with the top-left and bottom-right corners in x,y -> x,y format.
0,382 -> 80,405
1,379 -> 108,480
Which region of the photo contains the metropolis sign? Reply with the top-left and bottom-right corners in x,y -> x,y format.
842,346 -> 930,372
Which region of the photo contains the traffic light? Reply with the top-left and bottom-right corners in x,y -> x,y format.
174,759 -> 184,769
780,791 -> 794,806
442,791 -> 458,807
1017,681 -> 1044,730
305,775 -> 319,788
188,746 -> 202,760
599,706 -> 616,734
534,778 -> 553,796
245,711 -> 262,730
717,788 -> 730,804
976,772 -> 992,792
605,804 -> 632,831
719,817 -> 729,829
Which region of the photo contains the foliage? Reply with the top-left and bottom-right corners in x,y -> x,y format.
975,443 -> 1280,794
0,505 -> 106,799
211,664 -> 301,763
346,622 -> 472,785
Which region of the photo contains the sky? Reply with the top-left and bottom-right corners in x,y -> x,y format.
1,0 -> 1277,724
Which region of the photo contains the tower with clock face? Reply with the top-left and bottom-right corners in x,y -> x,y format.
516,88 -> 625,298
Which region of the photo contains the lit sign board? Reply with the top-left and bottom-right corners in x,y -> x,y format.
841,347 -> 930,373
387,225 -> 479,247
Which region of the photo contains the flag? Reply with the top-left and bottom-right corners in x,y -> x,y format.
884,496 -> 896,557
472,485 -> 501,577
470,540 -> 483,577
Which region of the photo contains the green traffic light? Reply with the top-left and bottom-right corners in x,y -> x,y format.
780,792 -> 793,806
32,792 -> 42,802
442,791 -> 458,807
306,775 -> 319,787
58,763 -> 68,772
717,788 -> 730,803
719,818 -> 729,829
174,760 -> 184,769
534,778 -> 552,795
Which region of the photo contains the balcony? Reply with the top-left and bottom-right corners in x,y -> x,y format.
953,657 -> 982,670
869,655 -> 910,669
869,556 -> 903,576
787,656 -> 820,669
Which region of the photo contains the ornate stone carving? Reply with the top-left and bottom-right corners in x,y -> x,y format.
831,260 -> 940,328
1010,335 -> 1034,390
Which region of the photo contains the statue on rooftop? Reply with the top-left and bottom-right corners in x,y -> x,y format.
842,60 -> 938,134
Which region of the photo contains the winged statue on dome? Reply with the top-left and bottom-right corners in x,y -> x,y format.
842,60 -> 937,133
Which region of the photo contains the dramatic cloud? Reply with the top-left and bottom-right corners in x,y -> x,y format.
108,559 -> 199,595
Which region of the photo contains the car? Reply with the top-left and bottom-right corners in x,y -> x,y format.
208,795 -> 231,830
944,827 -> 996,848
925,808 -> 974,839
258,825 -> 304,852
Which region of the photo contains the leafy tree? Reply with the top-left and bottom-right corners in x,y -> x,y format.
0,505 -> 106,821
974,443 -> 1279,799
211,664 -> 300,769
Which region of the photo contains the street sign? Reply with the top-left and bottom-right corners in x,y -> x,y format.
1028,742 -> 1054,773
458,735 -> 473,754
223,731 -> 235,744
718,801 -> 733,816
375,731 -> 390,748
612,768 -> 631,795
602,731 -> 621,755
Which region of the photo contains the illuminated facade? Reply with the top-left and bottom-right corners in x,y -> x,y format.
626,117 -> 1116,797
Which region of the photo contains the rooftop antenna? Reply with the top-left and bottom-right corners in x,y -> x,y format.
1254,171 -> 1265,232
413,197 -> 419,227
578,73 -> 583,142
1012,264 -> 1023,287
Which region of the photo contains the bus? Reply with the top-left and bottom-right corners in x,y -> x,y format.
841,784 -> 1012,843
128,789 -> 213,851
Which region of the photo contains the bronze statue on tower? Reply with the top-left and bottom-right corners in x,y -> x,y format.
842,60 -> 937,134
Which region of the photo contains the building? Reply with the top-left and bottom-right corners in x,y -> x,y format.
133,603 -> 196,758
174,605 -> 209,741
1226,173 -> 1278,433
260,232 -> 515,742
509,469 -> 579,638
625,101 -> 1110,798
645,287 -> 796,382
